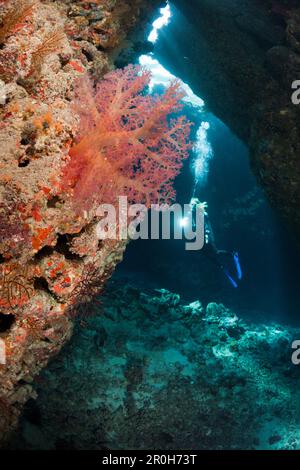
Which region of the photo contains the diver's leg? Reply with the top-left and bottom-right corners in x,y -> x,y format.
216,250 -> 243,282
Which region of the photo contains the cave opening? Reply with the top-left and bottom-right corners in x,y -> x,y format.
113,0 -> 300,325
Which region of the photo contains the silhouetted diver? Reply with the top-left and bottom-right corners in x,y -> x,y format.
192,199 -> 243,288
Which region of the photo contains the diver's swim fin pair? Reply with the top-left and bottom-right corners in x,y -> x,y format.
223,251 -> 243,288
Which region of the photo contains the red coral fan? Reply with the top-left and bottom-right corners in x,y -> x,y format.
62,65 -> 192,213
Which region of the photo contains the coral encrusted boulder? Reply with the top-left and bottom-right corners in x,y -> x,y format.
0,0 -> 159,445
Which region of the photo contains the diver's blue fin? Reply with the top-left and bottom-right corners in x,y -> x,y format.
233,252 -> 243,280
223,268 -> 238,288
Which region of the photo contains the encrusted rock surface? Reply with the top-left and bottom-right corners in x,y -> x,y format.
156,0 -> 300,239
0,0 -> 159,445
8,282 -> 300,450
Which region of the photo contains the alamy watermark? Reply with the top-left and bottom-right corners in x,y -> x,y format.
0,339 -> 5,365
291,80 -> 300,105
95,196 -> 205,251
291,340 -> 300,365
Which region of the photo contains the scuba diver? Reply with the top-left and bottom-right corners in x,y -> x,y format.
190,198 -> 243,288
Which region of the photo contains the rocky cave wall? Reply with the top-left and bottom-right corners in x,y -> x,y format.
0,0 -> 159,445
155,0 -> 300,239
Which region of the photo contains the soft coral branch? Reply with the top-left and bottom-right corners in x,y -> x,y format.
62,65 -> 192,212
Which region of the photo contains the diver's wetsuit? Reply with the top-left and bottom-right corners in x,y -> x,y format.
198,209 -> 242,288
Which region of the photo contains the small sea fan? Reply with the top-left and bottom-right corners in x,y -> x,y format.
0,0 -> 36,45
67,263 -> 112,320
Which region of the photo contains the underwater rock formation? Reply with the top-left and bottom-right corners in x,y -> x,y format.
0,0 -> 160,445
156,0 -> 300,239
8,282 -> 300,450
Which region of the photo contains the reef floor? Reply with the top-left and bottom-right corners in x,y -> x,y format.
8,281 -> 300,450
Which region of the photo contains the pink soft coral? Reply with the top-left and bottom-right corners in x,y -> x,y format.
62,65 -> 192,212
